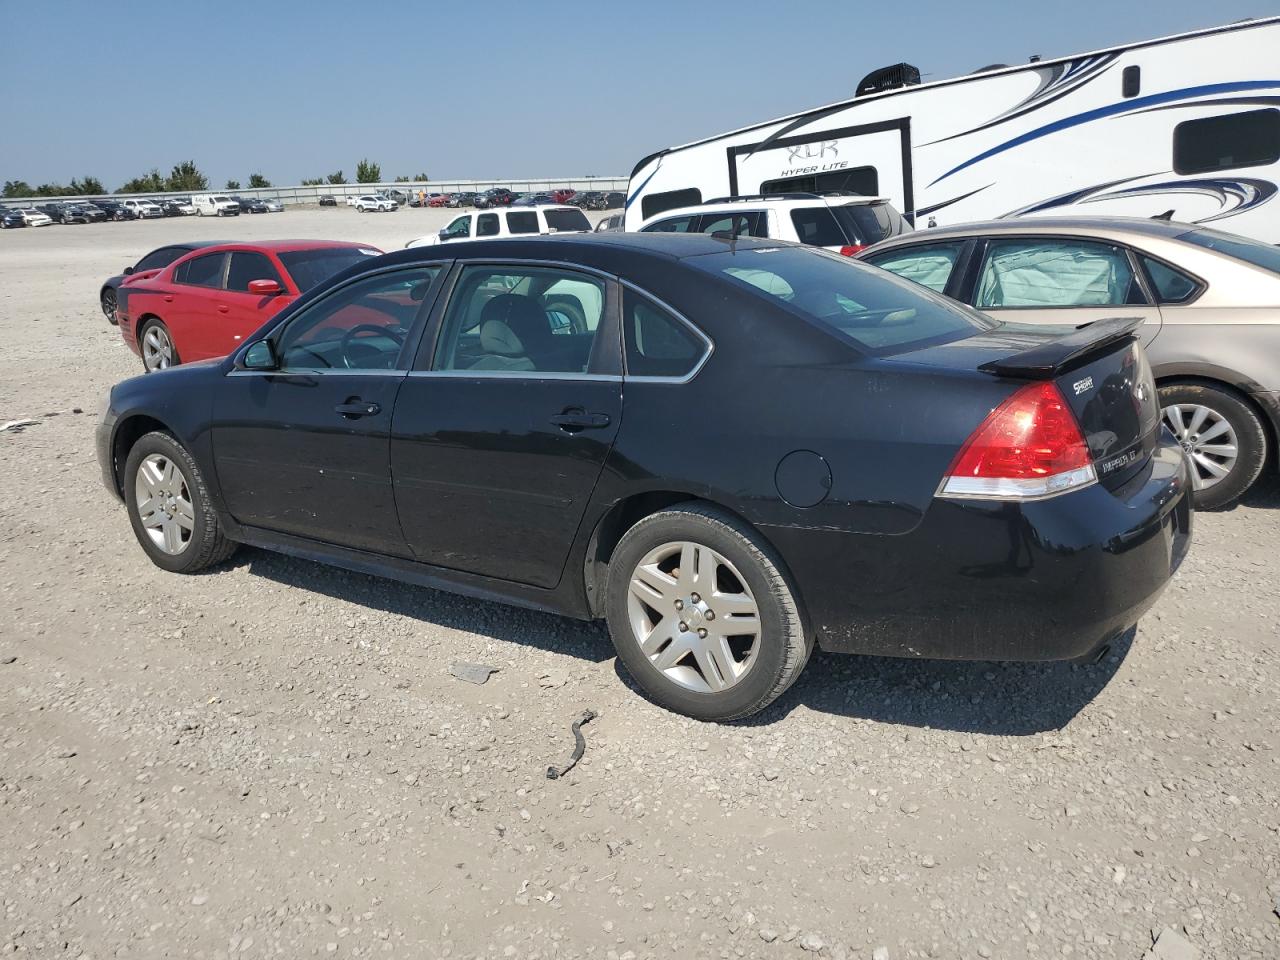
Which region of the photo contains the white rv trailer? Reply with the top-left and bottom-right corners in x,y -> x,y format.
624,17 -> 1280,242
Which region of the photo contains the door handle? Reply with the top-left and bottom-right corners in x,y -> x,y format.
550,410 -> 611,432
334,399 -> 381,418
217,304 -> 229,313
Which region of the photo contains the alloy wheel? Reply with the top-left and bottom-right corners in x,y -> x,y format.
626,540 -> 761,694
101,289 -> 116,320
142,325 -> 174,371
134,453 -> 194,555
1163,403 -> 1238,491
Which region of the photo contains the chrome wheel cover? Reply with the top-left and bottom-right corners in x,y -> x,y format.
142,325 -> 173,371
627,541 -> 761,694
134,453 -> 195,555
1163,403 -> 1238,491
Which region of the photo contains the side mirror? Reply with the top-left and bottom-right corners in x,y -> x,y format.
242,340 -> 278,370
439,229 -> 451,239
123,266 -> 134,276
247,279 -> 283,296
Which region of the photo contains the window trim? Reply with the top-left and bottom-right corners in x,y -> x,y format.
969,235 -> 1153,311
619,280 -> 714,384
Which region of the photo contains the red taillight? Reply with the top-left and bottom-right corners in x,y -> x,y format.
939,381 -> 1096,500
838,244 -> 867,257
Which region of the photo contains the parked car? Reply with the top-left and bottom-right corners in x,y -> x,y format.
55,203 -> 96,224
354,195 -> 396,213
232,196 -> 270,214
406,205 -> 592,247
98,233 -> 1192,721
551,188 -> 576,204
428,193 -> 450,208
1,207 -> 29,229
36,203 -> 65,221
79,203 -> 110,222
262,198 -> 284,213
193,195 -> 240,217
114,240 -> 384,371
513,192 -> 556,207
19,208 -> 54,227
603,191 -> 626,210
640,193 -> 911,254
573,191 -> 605,210
95,200 -> 135,221
474,188 -> 516,209
446,192 -> 478,208
122,199 -> 164,219
382,189 -> 409,205
595,213 -> 624,232
99,241 -> 227,325
318,195 -> 338,207
860,216 -> 1280,509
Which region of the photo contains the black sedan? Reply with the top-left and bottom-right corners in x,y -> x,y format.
233,196 -> 270,214
98,241 -> 225,325
96,234 -> 1192,720
0,207 -> 27,229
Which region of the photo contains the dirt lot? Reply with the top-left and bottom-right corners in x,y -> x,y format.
0,208 -> 1277,960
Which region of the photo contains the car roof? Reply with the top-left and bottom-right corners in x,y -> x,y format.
390,231 -> 776,266
187,239 -> 377,254
871,216 -> 1202,246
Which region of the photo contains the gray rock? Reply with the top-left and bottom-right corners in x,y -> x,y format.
1144,927 -> 1200,960
799,932 -> 825,952
449,662 -> 499,685
759,928 -> 778,943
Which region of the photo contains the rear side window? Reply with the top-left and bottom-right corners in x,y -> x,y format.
505,211 -> 539,234
790,207 -> 847,246
1138,255 -> 1200,303
136,247 -> 182,272
690,246 -> 992,356
642,215 -> 698,233
175,252 -> 225,288
227,252 -> 283,292
698,211 -> 768,239
1173,108 -> 1280,175
476,213 -> 500,237
641,187 -> 702,220
865,242 -> 967,294
543,208 -> 591,232
975,239 -> 1146,308
623,288 -> 706,378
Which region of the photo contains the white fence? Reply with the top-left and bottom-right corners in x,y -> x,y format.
5,177 -> 628,208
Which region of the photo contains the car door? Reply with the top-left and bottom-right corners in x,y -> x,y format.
964,236 -> 1163,345
213,251 -> 297,358
390,261 -> 622,588
168,251 -> 228,359
210,264 -> 446,555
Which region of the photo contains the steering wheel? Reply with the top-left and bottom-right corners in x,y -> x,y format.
340,324 -> 403,369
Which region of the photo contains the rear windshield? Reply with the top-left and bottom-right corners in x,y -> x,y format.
544,208 -> 591,232
834,202 -> 907,244
279,247 -> 382,291
689,245 -> 991,355
1178,227 -> 1280,274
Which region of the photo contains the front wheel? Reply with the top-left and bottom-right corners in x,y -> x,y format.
605,504 -> 810,721
124,431 -> 237,573
1159,382 -> 1267,510
139,319 -> 179,372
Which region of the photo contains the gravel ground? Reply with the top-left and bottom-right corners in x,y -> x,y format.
1,208 -> 1277,960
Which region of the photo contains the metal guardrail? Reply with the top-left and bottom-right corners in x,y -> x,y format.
2,177 -> 628,208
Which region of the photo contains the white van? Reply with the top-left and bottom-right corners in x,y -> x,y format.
193,194 -> 241,217
405,205 -> 592,247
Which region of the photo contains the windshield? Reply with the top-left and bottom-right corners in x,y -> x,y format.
279,246 -> 383,291
543,208 -> 591,232
1179,227 -> 1280,275
689,245 -> 992,355
213,196 -> 231,202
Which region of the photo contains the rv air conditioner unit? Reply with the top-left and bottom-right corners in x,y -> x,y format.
856,63 -> 921,97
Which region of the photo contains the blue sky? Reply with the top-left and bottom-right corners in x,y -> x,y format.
1,0 -> 1272,190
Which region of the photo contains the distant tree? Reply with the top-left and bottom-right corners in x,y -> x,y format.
3,180 -> 34,198
225,179 -> 241,190
117,170 -> 165,193
414,172 -> 429,182
326,170 -> 347,185
355,158 -> 381,183
393,175 -> 411,183
165,161 -> 208,192
70,176 -> 105,195
247,172 -> 271,188
34,183 -> 70,197
300,177 -> 324,186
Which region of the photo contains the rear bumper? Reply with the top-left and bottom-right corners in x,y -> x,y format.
765,435 -> 1193,661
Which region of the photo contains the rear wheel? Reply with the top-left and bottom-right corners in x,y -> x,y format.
1159,382 -> 1266,510
101,288 -> 118,325
606,504 -> 810,721
124,431 -> 237,573
139,319 -> 179,373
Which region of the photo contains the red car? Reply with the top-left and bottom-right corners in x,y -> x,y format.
427,193 -> 450,207
551,188 -> 576,204
116,240 -> 383,372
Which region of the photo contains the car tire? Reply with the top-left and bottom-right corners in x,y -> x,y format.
605,503 -> 811,721
1159,382 -> 1267,510
138,318 -> 180,373
124,430 -> 237,574
101,289 -> 118,325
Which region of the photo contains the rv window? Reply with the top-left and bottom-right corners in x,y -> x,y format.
1173,108 -> 1280,175
762,167 -> 879,197
697,211 -> 768,239
1122,65 -> 1141,98
641,188 -> 702,220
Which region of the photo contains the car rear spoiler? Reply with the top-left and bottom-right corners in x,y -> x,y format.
978,317 -> 1144,378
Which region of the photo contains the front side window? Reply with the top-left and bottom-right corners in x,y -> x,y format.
433,265 -> 606,374
175,252 -> 225,288
865,242 -> 967,294
975,239 -> 1146,309
476,213 -> 500,237
226,251 -> 284,292
642,215 -> 697,233
506,211 -> 539,234
1138,254 -> 1200,304
698,211 -> 768,239
689,246 -> 992,356
623,288 -> 706,379
442,216 -> 471,240
274,267 -> 440,371
1173,108 -> 1280,175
